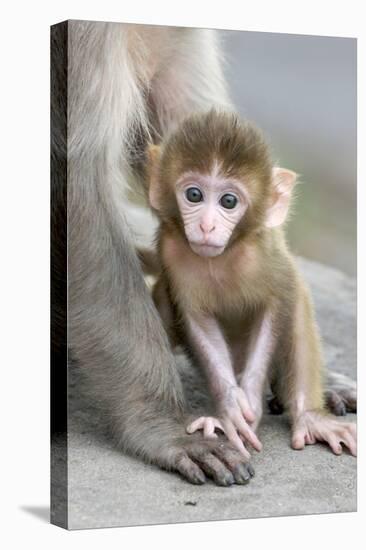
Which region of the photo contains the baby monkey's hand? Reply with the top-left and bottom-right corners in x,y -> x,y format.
218,386 -> 263,457
186,416 -> 225,440
186,388 -> 262,460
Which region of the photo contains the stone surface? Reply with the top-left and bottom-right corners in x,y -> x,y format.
66,258 -> 357,529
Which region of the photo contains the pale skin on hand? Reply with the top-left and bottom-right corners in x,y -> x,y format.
183,313 -> 261,459
185,310 -> 276,457
147,110 -> 357,463
291,410 -> 357,456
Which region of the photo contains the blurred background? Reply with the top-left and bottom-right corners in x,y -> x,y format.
221,31 -> 356,275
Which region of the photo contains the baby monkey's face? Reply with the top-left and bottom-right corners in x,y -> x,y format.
175,165 -> 248,257
147,113 -> 297,258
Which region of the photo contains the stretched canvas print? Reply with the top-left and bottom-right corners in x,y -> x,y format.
51,20 -> 357,530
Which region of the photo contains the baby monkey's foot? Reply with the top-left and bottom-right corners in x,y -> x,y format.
292,410 -> 357,456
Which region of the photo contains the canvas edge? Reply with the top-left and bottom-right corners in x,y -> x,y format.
50,19 -> 69,530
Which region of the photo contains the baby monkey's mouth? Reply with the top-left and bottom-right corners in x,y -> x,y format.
189,241 -> 225,258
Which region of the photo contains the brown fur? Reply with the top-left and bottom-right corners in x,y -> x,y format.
146,110 -> 356,458
147,110 -> 273,238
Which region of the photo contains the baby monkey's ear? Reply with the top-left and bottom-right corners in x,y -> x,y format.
146,144 -> 162,211
265,167 -> 297,228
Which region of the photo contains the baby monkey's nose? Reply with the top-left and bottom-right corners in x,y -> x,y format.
200,222 -> 215,235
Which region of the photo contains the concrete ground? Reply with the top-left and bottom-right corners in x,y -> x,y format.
66,258 -> 357,530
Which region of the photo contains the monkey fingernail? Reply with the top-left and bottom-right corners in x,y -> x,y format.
291,435 -> 305,450
337,403 -> 347,416
219,473 -> 235,487
233,464 -> 251,484
191,471 -> 206,485
247,464 -> 255,477
254,441 -> 263,452
248,434 -> 262,452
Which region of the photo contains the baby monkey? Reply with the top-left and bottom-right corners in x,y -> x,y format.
146,110 -> 356,460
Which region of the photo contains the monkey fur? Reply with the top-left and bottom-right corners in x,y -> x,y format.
146,110 -> 357,458
51,22 -> 356,493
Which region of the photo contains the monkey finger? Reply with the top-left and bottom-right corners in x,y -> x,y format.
186,417 -> 223,439
206,418 -> 226,439
186,417 -> 205,434
212,418 -> 225,432
326,434 -> 343,455
237,393 -> 255,423
345,395 -> 357,413
325,390 -> 347,416
227,461 -> 251,485
339,388 -> 357,413
304,431 -> 316,445
175,453 -> 206,485
193,452 -> 235,487
222,422 -> 251,460
291,430 -> 306,450
203,418 -> 218,439
247,463 -> 255,477
347,423 -> 357,438
213,445 -> 255,485
339,433 -> 357,456
235,417 -> 262,452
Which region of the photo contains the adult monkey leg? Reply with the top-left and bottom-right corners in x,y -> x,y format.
64,21 -> 250,485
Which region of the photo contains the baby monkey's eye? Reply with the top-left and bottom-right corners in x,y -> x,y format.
220,193 -> 238,209
186,187 -> 203,203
